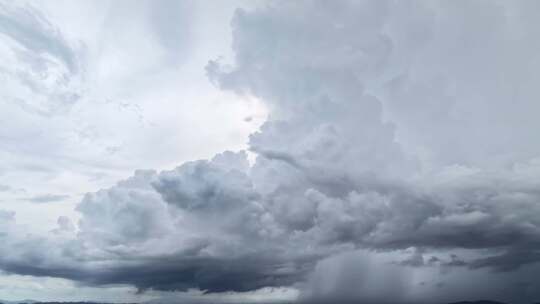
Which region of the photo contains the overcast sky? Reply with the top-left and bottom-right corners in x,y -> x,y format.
1,1 -> 540,303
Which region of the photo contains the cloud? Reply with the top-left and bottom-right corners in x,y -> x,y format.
1,1 -> 540,303
0,1 -> 82,116
23,194 -> 70,203
0,152 -> 316,293
0,210 -> 15,224
0,2 -> 77,71
51,216 -> 75,234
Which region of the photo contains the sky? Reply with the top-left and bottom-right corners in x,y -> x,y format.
1,0 -> 540,303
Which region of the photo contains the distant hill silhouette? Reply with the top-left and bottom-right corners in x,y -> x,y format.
449,301 -> 508,304
3,300 -> 538,304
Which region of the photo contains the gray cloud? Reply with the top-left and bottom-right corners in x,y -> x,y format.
0,2 -> 78,72
0,3 -> 81,116
24,194 -> 70,203
0,210 -> 15,240
0,210 -> 15,223
0,1 -> 82,116
1,1 -> 540,303
0,153 -> 319,293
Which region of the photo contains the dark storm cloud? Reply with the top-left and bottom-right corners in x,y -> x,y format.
1,1 -> 540,303
470,250 -> 540,272
0,250 -> 313,293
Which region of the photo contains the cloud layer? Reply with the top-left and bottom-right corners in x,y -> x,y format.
2,1 -> 540,303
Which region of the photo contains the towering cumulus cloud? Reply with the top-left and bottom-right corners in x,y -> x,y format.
1,1 -> 540,303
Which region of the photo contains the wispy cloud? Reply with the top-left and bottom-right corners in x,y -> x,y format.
0,2 -> 82,116
23,194 -> 69,203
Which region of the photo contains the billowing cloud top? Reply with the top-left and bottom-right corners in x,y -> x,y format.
2,1 -> 540,303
